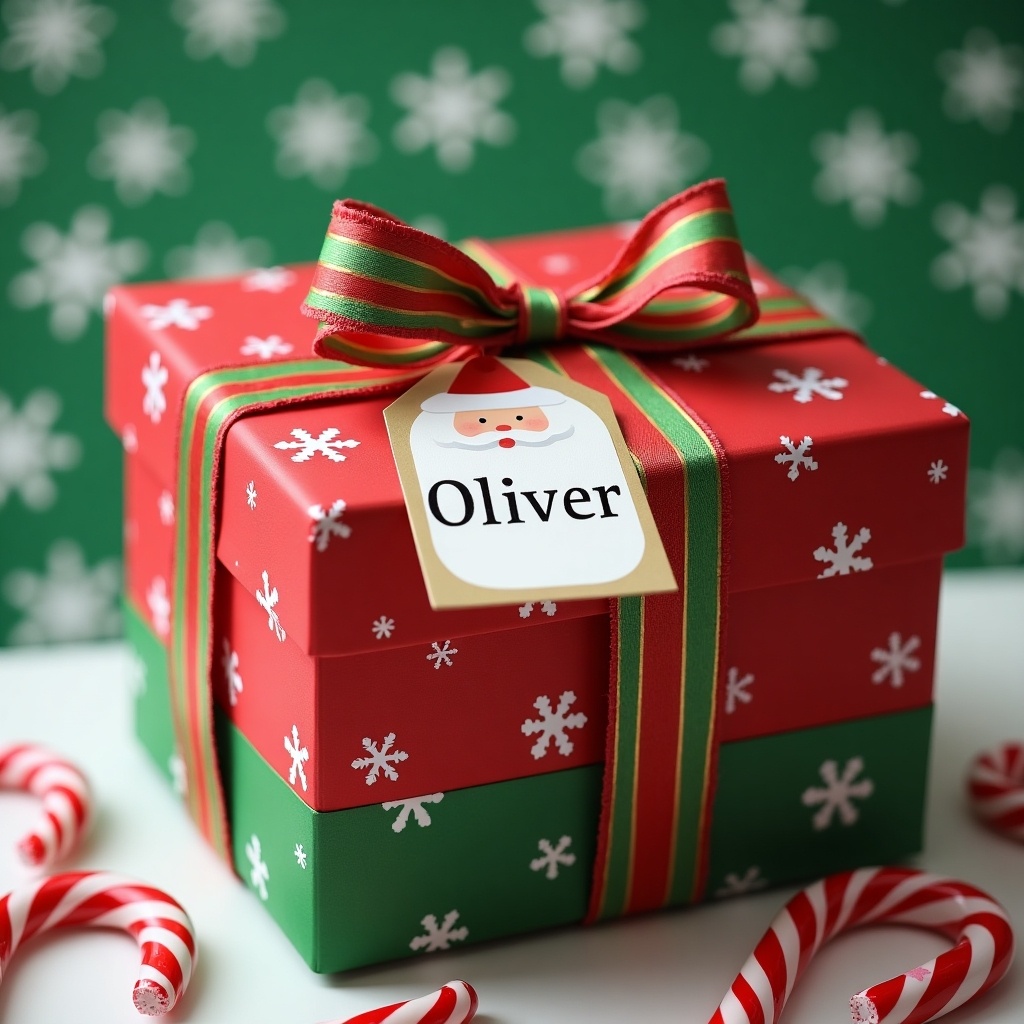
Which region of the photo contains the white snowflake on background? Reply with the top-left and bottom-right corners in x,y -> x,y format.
169,752 -> 187,796
267,79 -> 377,189
9,206 -> 147,341
293,843 -> 307,869
246,480 -> 257,509
802,757 -> 874,830
715,866 -> 767,897
371,615 -> 394,639
577,95 -> 709,216
0,0 -> 115,94
307,499 -> 352,552
171,0 -> 285,67
524,0 -> 644,89
928,459 -> 948,484
351,733 -> 409,785
221,638 -> 243,706
391,47 -> 515,173
274,427 -> 359,463
768,367 -> 847,403
256,569 -> 285,641
158,489 -> 174,525
672,354 -> 709,372
781,262 -> 872,330
518,600 -> 557,618
774,435 -> 818,481
284,724 -> 309,792
938,29 -> 1023,133
240,334 -> 292,359
245,834 -> 269,900
0,105 -> 46,204
241,265 -> 295,292
919,390 -> 962,418
141,352 -> 168,424
522,691 -> 587,759
166,222 -> 271,280
3,539 -> 120,644
870,632 -> 921,689
382,793 -> 444,832
409,910 -> 468,953
969,448 -> 1024,563
932,185 -> 1024,319
139,297 -> 212,331
121,424 -> 137,453
710,0 -> 835,93
88,99 -> 194,205
146,576 -> 170,637
530,835 -> 576,879
812,110 -> 920,227
0,389 -> 80,510
426,639 -> 458,669
813,522 -> 873,579
725,667 -> 754,714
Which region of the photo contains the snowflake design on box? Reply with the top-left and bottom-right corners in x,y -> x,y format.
518,600 -> 557,618
391,47 -> 515,173
121,424 -> 137,453
969,448 -> 1024,563
0,389 -> 80,510
140,298 -> 213,331
711,0 -> 836,93
530,835 -> 576,879
775,435 -> 818,481
240,334 -> 292,360
274,427 -> 359,463
801,756 -> 874,830
918,391 -> 961,418
813,522 -> 873,579
371,615 -> 395,640
256,569 -> 285,641
3,539 -> 120,644
768,367 -> 848,404
169,752 -> 187,796
715,866 -> 767,897
351,733 -> 409,785
813,109 -> 920,227
246,480 -> 257,509
307,499 -> 352,552
284,724 -> 309,792
409,910 -> 468,953
780,261 -> 872,330
158,489 -> 175,525
221,638 -> 243,706
524,0 -> 644,89
0,0 -> 115,95
870,632 -> 921,689
245,834 -> 269,900
267,79 -> 377,189
0,105 -> 46,204
171,0 -> 285,67
522,691 -> 588,759
725,667 -> 754,714
928,460 -> 948,485
540,252 -> 574,275
293,843 -> 307,869
382,793 -> 444,833
87,99 -> 194,205
932,185 -> 1024,319
10,206 -> 148,341
577,95 -> 709,216
672,354 -> 709,372
146,576 -> 170,637
241,266 -> 295,292
426,639 -> 458,669
165,222 -> 271,280
938,29 -> 1023,133
141,352 -> 169,424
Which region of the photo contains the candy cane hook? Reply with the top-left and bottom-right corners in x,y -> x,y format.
0,871 -> 196,1016
325,980 -> 478,1024
967,741 -> 1024,843
0,743 -> 91,869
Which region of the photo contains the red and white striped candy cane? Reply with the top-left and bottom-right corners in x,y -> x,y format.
0,871 -> 196,1016
967,741 -> 1024,843
708,866 -> 1014,1024
326,980 -> 478,1024
0,743 -> 91,869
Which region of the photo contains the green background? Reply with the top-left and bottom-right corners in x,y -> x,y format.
2,0 -> 1022,645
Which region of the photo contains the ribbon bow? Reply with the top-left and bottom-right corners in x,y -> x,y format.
302,178 -> 760,368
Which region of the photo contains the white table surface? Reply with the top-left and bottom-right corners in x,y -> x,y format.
0,570 -> 1022,1024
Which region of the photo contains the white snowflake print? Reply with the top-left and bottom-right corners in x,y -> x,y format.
928,460 -> 948,485
371,615 -> 395,640
171,0 -> 285,67
969,448 -> 1024,563
672,354 -> 709,372
780,261 -> 872,330
146,576 -> 170,637
530,835 -> 576,880
121,424 -> 137,453
241,266 -> 296,292
139,297 -> 213,331
9,206 -> 147,341
255,569 -> 285,641
725,667 -> 754,714
801,757 -> 874,830
932,185 -> 1024,319
246,480 -> 257,509
284,724 -> 309,792
391,48 -> 515,173
540,252 -> 574,275
768,367 -> 848,404
524,0 -> 644,89
0,105 -> 46,204
813,110 -> 920,228
307,499 -> 352,552
382,793 -> 444,833
3,539 -> 120,644
221,638 -> 243,706
245,834 -> 270,900
938,29 -> 1023,133
426,639 -> 458,669
165,222 -> 271,280
577,95 -> 709,216
267,79 -> 377,189
158,489 -> 175,525
715,866 -> 767,897
351,733 -> 409,786
870,632 -> 921,689
409,910 -> 468,953
0,389 -> 80,510
813,522 -> 873,579
293,843 -> 307,869
518,600 -> 558,618
87,98 -> 194,205
0,0 -> 115,95
522,691 -> 588,759
273,427 -> 360,463
141,352 -> 169,424
240,334 -> 293,360
169,752 -> 187,796
774,435 -> 818,481
711,0 -> 835,93
919,391 -> 962,418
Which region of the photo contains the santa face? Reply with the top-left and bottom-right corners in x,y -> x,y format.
437,401 -> 575,451
454,406 -> 549,440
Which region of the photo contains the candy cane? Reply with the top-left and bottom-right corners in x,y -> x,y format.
327,980 -> 478,1024
0,743 -> 91,868
0,871 -> 196,1016
967,741 -> 1024,843
708,867 -> 1014,1024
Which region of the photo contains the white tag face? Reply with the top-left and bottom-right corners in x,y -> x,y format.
385,356 -> 676,609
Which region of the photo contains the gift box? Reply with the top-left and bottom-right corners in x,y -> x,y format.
106,183 -> 968,972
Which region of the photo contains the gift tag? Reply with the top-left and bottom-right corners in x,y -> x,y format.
385,355 -> 676,610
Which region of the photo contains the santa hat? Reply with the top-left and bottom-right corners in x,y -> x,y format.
420,356 -> 566,413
